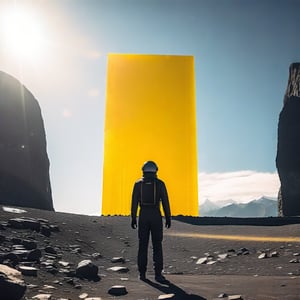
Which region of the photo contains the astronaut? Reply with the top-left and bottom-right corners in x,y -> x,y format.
131,161 -> 171,283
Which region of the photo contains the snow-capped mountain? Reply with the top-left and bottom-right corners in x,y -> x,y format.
199,197 -> 278,217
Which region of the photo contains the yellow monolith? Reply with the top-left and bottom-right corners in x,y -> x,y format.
102,54 -> 198,216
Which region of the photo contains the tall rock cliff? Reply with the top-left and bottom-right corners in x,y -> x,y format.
0,71 -> 54,210
276,63 -> 300,216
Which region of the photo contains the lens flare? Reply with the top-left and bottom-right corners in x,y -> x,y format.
1,6 -> 48,63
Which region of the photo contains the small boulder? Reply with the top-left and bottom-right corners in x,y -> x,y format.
108,285 -> 128,296
76,260 -> 99,279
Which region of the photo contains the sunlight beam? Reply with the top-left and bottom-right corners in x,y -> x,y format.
1,5 -> 48,63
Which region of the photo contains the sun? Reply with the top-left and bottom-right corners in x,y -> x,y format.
1,6 -> 48,63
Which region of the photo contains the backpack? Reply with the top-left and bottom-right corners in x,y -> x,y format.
140,178 -> 157,206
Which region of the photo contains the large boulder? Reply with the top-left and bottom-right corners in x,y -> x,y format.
276,63 -> 300,216
0,264 -> 27,300
0,71 -> 54,210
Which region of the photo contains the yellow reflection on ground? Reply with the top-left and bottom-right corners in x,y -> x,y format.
166,232 -> 300,243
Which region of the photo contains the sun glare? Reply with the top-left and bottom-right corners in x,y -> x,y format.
2,6 -> 48,63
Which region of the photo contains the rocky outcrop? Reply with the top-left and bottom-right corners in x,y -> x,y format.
276,63 -> 300,216
0,264 -> 27,300
0,71 -> 53,210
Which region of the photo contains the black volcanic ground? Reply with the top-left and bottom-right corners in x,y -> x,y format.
0,206 -> 299,299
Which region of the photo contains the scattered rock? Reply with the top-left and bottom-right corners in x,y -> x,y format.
270,251 -> 279,257
218,293 -> 228,298
42,284 -> 56,290
49,225 -> 60,232
22,239 -> 37,250
60,268 -> 75,276
196,257 -> 208,265
158,294 -> 175,299
27,284 -> 39,289
289,258 -> 299,263
237,248 -> 250,255
11,249 -> 29,259
120,277 -> 129,281
75,283 -> 82,289
45,246 -> 57,255
28,249 -> 42,262
218,254 -> 229,260
58,261 -> 70,267
110,257 -> 125,263
2,207 -> 27,214
0,234 -> 5,242
41,225 -> 51,237
107,266 -> 129,273
91,253 -> 102,259
108,285 -> 128,296
8,218 -> 41,231
32,294 -> 52,300
79,292 -> 89,299
18,266 -> 38,276
76,260 -> 99,279
258,253 -> 268,259
228,295 -> 243,300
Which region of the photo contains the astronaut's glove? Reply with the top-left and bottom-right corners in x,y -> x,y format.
165,216 -> 171,229
131,217 -> 137,229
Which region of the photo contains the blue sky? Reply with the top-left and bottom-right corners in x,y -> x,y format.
1,0 -> 299,214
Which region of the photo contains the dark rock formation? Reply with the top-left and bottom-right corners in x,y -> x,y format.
0,71 -> 53,210
276,63 -> 300,216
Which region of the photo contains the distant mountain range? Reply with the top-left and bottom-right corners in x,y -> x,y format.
199,197 -> 278,217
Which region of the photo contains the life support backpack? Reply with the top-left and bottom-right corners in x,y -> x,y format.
140,178 -> 157,206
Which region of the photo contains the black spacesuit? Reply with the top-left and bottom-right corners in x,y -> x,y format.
131,161 -> 171,283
